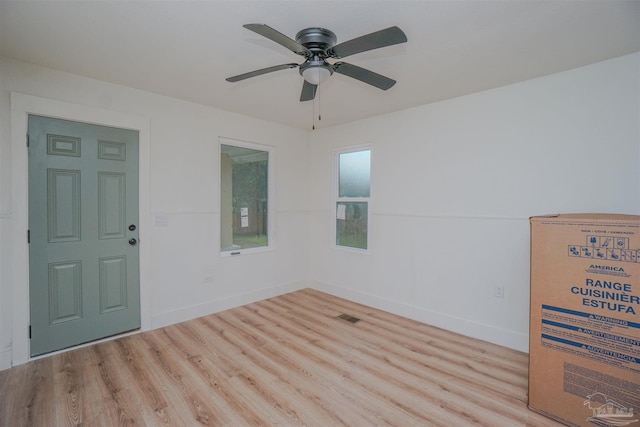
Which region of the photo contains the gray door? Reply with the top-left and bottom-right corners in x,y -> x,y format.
28,115 -> 140,357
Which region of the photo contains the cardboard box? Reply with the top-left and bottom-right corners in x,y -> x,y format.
529,214 -> 640,427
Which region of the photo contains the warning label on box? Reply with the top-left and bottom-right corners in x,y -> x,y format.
541,305 -> 640,373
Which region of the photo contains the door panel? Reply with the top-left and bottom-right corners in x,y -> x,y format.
48,261 -> 82,324
47,169 -> 81,242
99,256 -> 128,313
98,172 -> 126,239
28,115 -> 140,357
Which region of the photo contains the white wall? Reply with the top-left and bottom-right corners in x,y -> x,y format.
0,58 -> 310,369
1,53 -> 638,369
307,53 -> 640,352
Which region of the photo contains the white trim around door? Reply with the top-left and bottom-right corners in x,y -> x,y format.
10,92 -> 152,366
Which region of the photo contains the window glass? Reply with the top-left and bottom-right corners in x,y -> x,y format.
339,150 -> 370,197
336,149 -> 370,250
220,144 -> 268,252
336,202 -> 368,249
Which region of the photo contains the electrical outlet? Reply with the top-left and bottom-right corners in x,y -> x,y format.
494,285 -> 505,298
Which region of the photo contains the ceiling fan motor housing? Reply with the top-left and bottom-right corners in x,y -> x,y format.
295,27 -> 337,54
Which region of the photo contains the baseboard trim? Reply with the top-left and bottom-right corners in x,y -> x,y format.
152,281 -> 307,329
309,280 -> 529,353
2,280 -> 527,372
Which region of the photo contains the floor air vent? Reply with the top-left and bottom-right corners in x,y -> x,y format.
337,313 -> 360,323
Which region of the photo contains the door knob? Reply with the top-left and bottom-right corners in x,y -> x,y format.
129,238 -> 137,246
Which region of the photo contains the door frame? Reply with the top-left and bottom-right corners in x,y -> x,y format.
10,92 -> 152,366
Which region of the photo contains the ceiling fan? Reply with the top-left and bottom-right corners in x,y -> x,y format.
226,24 -> 407,102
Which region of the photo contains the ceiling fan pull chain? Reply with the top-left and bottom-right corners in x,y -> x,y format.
312,90 -> 316,130
317,74 -> 322,122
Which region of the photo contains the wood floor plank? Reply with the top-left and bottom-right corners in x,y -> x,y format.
211,312 -> 353,425
11,358 -> 56,426
0,289 -> 565,426
243,300 -> 461,425
52,351 -> 84,426
287,289 -> 531,406
251,297 -> 508,425
274,294 -> 526,414
89,341 -> 148,425
227,306 -> 421,426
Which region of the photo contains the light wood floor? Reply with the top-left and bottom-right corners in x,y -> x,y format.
0,288 -> 563,426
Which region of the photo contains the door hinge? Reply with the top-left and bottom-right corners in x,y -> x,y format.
27,230 -> 30,244
26,134 -> 30,147
29,325 -> 32,339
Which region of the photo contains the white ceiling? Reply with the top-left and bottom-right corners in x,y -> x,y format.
1,0 -> 639,130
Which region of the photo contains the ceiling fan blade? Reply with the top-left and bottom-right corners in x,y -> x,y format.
244,24 -> 310,56
226,63 -> 299,82
329,26 -> 407,59
332,62 -> 396,90
300,80 -> 317,102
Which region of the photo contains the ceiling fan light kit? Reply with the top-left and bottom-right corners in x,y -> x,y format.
226,23 -> 407,102
300,60 -> 333,85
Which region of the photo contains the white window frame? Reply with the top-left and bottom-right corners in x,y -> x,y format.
333,145 -> 371,253
219,137 -> 275,257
